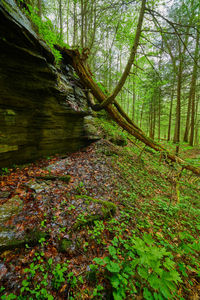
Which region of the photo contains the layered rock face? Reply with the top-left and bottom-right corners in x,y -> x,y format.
0,0 -> 94,167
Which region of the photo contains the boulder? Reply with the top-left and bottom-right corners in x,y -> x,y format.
0,195 -> 46,252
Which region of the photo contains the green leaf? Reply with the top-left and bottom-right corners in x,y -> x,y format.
93,257 -> 105,266
143,287 -> 154,300
112,237 -> 119,246
148,274 -> 160,290
106,261 -> 121,273
22,280 -> 29,287
113,288 -> 125,300
162,270 -> 182,284
160,284 -> 172,299
153,292 -> 164,300
108,245 -> 117,256
178,263 -> 188,277
110,275 -> 120,288
163,257 -> 175,270
138,266 -> 149,280
143,233 -> 154,245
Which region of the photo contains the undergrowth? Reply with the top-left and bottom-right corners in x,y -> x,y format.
18,0 -> 69,64
1,117 -> 200,299
88,118 -> 200,299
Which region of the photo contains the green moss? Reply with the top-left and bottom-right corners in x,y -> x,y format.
4,109 -> 16,116
59,238 -> 72,253
78,195 -> 116,216
0,229 -> 47,253
73,195 -> 116,230
58,175 -> 71,183
110,135 -> 128,146
36,174 -> 71,183
2,0 -> 14,13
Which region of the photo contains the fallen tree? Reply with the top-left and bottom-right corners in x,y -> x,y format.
55,45 -> 200,177
53,0 -> 200,176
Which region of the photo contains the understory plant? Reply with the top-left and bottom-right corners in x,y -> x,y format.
93,232 -> 182,300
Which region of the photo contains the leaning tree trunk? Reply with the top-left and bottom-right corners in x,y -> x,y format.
92,0 -> 147,110
55,46 -> 200,176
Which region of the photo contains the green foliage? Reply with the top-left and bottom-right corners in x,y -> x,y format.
1,241 -> 69,299
52,263 -> 68,290
97,117 -> 128,146
92,77 -> 109,95
88,220 -> 105,244
0,167 -> 10,175
26,4 -> 69,64
93,230 -> 182,299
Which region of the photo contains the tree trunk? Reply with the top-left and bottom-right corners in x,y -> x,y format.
58,0 -> 63,39
140,100 -> 144,128
194,95 -> 199,145
73,1 -> 77,46
173,55 -> 182,155
93,0 -> 146,110
183,92 -> 192,143
167,85 -> 174,141
37,0 -> 42,18
81,0 -> 84,48
158,89 -> 161,141
132,66 -> 136,122
189,29 -> 199,146
66,0 -> 70,45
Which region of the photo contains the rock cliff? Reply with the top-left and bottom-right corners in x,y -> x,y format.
0,0 -> 95,167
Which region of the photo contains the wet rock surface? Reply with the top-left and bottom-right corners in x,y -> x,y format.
0,193 -> 47,252
0,0 -> 95,168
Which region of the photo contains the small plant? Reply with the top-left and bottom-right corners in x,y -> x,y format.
93,231 -> 182,300
52,263 -> 68,290
0,167 -> 10,175
41,219 -> 47,228
67,204 -> 76,211
88,220 -> 105,244
59,226 -> 66,233
75,181 -> 87,194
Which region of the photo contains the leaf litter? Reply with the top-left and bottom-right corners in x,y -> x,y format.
0,137 -> 199,299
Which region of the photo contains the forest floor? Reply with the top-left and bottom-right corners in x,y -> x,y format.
0,117 -> 200,300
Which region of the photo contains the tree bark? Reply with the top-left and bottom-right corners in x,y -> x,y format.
37,0 -> 42,18
189,29 -> 199,146
73,0 -> 77,46
58,0 -> 63,39
173,55 -> 182,155
167,85 -> 174,141
158,89 -> 161,141
132,68 -> 136,122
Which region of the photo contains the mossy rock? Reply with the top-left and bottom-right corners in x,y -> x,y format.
58,238 -> 72,253
101,149 -> 119,157
0,195 -> 23,223
35,174 -> 71,183
73,195 -> 116,230
0,229 -> 48,253
110,134 -> 127,146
